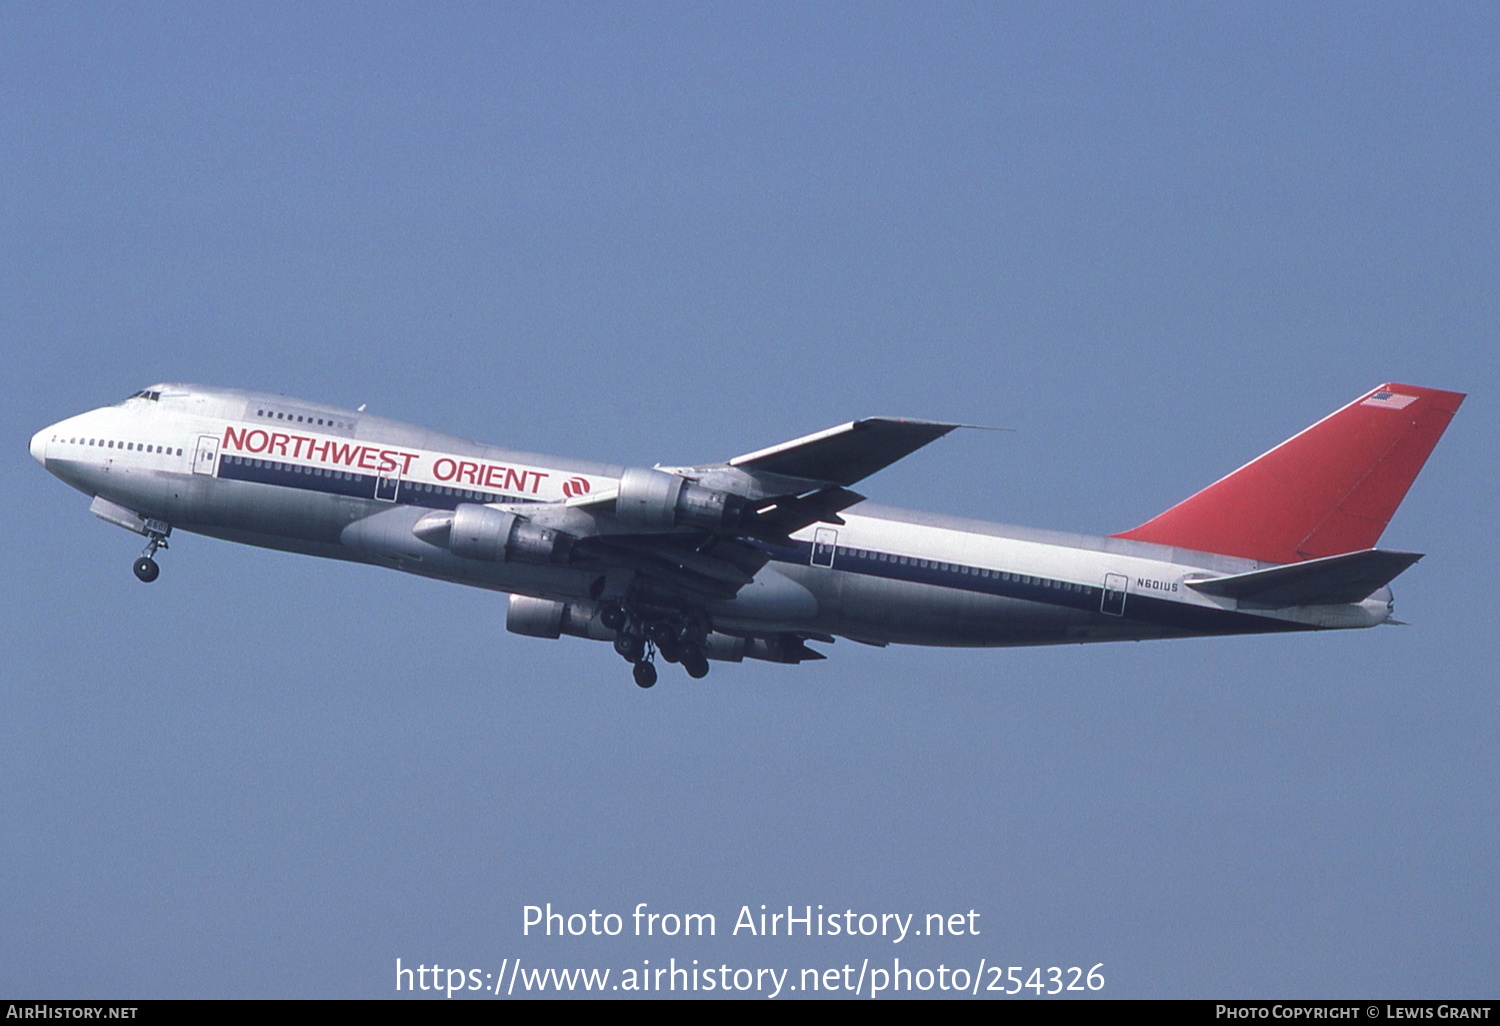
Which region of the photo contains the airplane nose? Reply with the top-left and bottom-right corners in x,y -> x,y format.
30,427 -> 49,466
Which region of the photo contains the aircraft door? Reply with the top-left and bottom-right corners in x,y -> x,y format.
374,467 -> 401,502
811,527 -> 838,568
1101,573 -> 1128,616
192,435 -> 219,476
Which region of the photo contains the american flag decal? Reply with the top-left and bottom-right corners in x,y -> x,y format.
1361,391 -> 1418,410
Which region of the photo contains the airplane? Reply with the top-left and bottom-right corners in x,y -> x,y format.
30,382 -> 1464,688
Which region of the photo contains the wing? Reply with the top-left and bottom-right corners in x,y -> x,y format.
566,486 -> 867,599
450,417 -> 962,668
727,416 -> 962,487
555,417 -> 960,598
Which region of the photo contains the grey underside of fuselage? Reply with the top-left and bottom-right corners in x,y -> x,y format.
767,562 -> 1185,647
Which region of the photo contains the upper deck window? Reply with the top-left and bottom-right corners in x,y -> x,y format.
256,406 -> 354,432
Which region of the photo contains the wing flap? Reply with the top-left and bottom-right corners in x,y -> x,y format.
584,535 -> 758,588
1186,548 -> 1423,606
744,486 -> 865,542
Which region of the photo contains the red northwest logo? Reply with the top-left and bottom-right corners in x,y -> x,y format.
562,477 -> 591,499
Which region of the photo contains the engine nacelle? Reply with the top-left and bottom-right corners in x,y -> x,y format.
416,504 -> 574,564
701,631 -> 746,662
615,467 -> 748,531
698,631 -> 822,663
506,595 -> 601,639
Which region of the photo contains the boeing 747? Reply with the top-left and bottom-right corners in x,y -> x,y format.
30,383 -> 1464,687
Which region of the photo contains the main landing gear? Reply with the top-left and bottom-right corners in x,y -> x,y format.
602,600 -> 712,688
633,661 -> 658,689
132,523 -> 171,583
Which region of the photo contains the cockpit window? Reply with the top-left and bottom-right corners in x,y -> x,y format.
124,390 -> 161,401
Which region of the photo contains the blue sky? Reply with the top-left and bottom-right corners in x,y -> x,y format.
4,2 -> 1496,998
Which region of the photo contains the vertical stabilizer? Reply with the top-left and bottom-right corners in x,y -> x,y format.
1112,384 -> 1465,564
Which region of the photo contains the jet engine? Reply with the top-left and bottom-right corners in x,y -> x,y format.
414,504 -> 574,564
506,595 -> 602,639
615,467 -> 748,531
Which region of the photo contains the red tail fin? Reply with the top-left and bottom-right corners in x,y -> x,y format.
1112,384 -> 1465,563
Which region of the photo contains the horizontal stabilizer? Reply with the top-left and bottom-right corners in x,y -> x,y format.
1186,548 -> 1422,606
729,417 -> 959,487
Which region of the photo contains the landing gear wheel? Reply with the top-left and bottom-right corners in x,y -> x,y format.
614,634 -> 645,663
134,525 -> 170,583
600,604 -> 627,631
680,643 -> 709,679
633,661 -> 658,689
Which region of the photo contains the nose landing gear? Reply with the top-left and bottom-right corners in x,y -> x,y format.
132,522 -> 171,583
